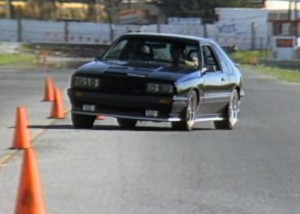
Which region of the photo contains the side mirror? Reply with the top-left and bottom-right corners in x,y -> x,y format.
201,67 -> 209,76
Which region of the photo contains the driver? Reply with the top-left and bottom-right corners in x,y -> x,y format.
170,43 -> 198,67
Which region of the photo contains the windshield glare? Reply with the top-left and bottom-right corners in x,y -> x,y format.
102,37 -> 200,67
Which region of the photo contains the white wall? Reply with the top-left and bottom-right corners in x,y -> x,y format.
22,20 -> 65,43
211,8 -> 269,49
215,8 -> 268,21
0,8 -> 270,50
0,19 -> 18,41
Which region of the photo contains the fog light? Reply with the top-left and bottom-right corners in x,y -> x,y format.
75,92 -> 85,97
82,104 -> 95,112
159,98 -> 172,105
145,110 -> 158,117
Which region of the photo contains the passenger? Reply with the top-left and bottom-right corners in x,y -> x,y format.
133,43 -> 153,61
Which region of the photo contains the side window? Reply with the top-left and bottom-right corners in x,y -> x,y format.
212,42 -> 236,73
202,45 -> 220,72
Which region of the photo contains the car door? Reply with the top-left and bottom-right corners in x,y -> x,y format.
200,44 -> 231,114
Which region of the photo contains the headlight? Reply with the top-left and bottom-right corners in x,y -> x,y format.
72,76 -> 100,89
146,83 -> 174,94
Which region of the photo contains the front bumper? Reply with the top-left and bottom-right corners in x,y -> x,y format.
67,89 -> 188,122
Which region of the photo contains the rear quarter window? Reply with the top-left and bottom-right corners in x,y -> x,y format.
212,42 -> 236,73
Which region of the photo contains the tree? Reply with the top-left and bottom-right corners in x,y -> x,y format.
103,0 -> 123,23
86,0 -> 97,21
26,0 -> 57,20
153,0 -> 253,23
5,0 -> 13,18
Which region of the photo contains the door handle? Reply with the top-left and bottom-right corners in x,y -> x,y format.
221,77 -> 226,82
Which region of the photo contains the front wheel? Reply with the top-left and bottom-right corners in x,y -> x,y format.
171,91 -> 197,131
116,118 -> 137,129
214,89 -> 239,130
71,113 -> 96,129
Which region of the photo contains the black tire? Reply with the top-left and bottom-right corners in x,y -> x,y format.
171,90 -> 197,131
116,118 -> 137,129
71,113 -> 95,129
214,89 -> 239,130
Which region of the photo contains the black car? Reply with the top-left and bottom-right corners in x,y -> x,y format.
67,33 -> 244,131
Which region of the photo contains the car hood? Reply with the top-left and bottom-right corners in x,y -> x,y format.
75,60 -> 199,82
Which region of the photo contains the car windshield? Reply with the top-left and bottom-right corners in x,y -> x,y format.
102,37 -> 200,67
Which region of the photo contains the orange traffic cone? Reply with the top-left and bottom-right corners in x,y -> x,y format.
11,106 -> 31,149
97,115 -> 106,120
43,77 -> 55,102
50,87 -> 65,119
15,148 -> 46,214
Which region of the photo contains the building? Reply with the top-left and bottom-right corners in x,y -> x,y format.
266,0 -> 300,20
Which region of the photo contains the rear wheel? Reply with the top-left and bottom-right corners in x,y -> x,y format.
171,91 -> 197,131
116,118 -> 137,129
214,89 -> 239,130
71,113 -> 96,129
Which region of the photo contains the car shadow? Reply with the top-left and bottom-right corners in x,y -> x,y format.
28,124 -> 213,132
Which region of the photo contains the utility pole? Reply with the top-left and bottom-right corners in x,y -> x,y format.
288,0 -> 292,20
5,0 -> 12,19
96,0 -> 102,22
156,9 -> 161,33
294,0 -> 298,20
109,0 -> 117,42
251,22 -> 256,50
294,0 -> 298,37
16,7 -> 22,42
287,0 -> 298,20
127,0 -> 131,9
287,0 -> 299,36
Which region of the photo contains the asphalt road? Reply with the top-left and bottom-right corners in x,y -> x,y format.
1,64 -> 300,214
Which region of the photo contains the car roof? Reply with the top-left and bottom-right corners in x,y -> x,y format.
121,32 -> 212,43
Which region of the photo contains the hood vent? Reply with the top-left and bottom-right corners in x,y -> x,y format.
104,71 -> 127,76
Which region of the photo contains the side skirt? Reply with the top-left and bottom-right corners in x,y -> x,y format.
195,114 -> 225,123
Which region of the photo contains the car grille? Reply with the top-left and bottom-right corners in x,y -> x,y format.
101,75 -> 146,95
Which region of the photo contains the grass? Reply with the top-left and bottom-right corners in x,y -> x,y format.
230,50 -> 270,64
231,50 -> 300,84
244,64 -> 300,84
0,53 -> 38,65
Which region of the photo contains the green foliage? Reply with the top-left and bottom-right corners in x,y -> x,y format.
230,51 -> 269,64
154,0 -> 253,22
0,54 -> 37,65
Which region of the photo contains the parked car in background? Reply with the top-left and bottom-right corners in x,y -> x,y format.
67,33 -> 244,131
